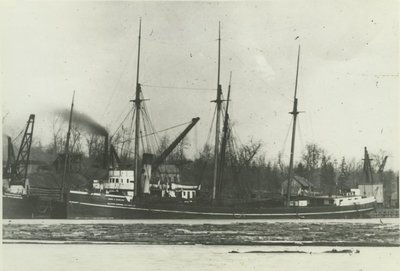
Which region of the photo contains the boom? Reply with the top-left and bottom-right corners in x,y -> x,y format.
152,117 -> 200,171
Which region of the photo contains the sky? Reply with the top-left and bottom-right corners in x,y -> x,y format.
1,0 -> 399,170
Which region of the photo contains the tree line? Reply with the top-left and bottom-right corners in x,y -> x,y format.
19,115 -> 396,198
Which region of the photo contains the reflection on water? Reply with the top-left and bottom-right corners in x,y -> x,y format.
3,244 -> 400,271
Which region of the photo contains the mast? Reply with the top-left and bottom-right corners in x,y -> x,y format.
286,45 -> 301,207
212,22 -> 222,202
133,18 -> 142,198
217,71 -> 232,202
61,91 -> 75,203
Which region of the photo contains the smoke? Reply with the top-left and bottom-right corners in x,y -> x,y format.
57,109 -> 108,136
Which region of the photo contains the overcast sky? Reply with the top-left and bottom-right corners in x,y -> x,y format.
1,0 -> 399,170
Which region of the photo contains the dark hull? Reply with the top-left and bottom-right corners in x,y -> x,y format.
2,193 -> 66,219
3,194 -> 36,219
68,192 -> 376,219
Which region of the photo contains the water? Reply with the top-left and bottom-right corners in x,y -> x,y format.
2,244 -> 399,271
4,218 -> 399,225
3,218 -> 399,245
2,219 -> 399,270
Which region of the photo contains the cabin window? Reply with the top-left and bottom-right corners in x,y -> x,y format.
116,178 -> 119,183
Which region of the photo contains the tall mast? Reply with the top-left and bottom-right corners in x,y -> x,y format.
61,91 -> 75,203
212,22 -> 222,202
217,71 -> 232,202
133,18 -> 142,198
286,45 -> 301,207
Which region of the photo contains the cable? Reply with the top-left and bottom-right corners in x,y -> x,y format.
205,106 -> 217,147
111,106 -> 134,138
297,118 -> 305,152
141,120 -> 192,138
142,84 -> 215,91
280,118 -> 293,155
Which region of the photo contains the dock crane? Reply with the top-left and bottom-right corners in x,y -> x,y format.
10,114 -> 35,189
138,117 -> 200,196
106,118 -> 199,173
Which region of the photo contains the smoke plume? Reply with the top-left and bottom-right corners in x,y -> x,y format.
57,109 -> 108,136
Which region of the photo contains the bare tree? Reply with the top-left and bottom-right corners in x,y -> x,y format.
47,115 -> 65,155
301,143 -> 323,183
85,133 -> 105,161
236,140 -> 262,168
70,124 -> 82,154
157,134 -> 170,156
371,149 -> 389,171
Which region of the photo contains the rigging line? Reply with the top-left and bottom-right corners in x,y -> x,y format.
110,106 -> 135,138
12,127 -> 26,144
114,143 -> 135,155
141,100 -> 159,143
126,107 -> 136,157
141,107 -> 153,152
141,109 -> 152,153
142,84 -> 215,91
280,117 -> 293,155
231,125 -> 242,147
140,131 -> 145,157
297,118 -> 305,153
110,102 -> 132,132
205,106 -> 217,147
102,53 -> 136,118
142,106 -> 160,153
141,120 -> 193,138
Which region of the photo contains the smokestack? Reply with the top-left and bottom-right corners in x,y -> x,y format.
103,133 -> 109,169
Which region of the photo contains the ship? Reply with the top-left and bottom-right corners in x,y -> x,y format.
66,21 -> 376,219
3,21 -> 376,219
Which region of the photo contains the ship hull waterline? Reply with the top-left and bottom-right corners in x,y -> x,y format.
3,192 -> 377,219
67,192 -> 376,219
